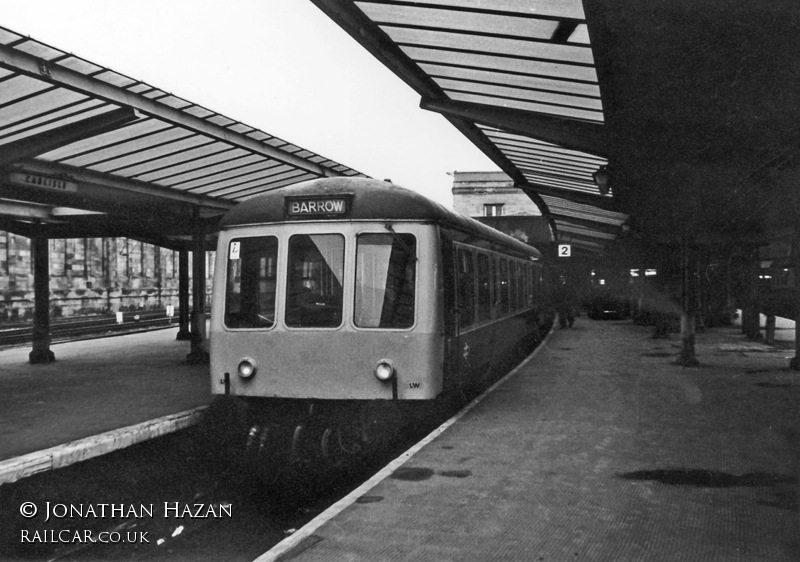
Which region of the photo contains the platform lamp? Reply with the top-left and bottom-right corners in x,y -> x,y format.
592,165 -> 610,195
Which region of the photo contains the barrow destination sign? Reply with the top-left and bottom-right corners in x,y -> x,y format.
285,195 -> 351,218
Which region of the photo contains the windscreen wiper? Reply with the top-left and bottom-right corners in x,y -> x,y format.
384,222 -> 417,261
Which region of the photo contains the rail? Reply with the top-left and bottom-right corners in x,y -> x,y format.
0,309 -> 182,349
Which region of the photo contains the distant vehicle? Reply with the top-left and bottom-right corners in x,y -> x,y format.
208,177 -> 552,478
587,296 -> 627,320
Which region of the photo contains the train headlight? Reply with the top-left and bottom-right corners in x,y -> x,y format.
374,359 -> 395,382
237,358 -> 257,379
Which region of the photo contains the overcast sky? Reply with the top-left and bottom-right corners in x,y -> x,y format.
2,0 -> 501,208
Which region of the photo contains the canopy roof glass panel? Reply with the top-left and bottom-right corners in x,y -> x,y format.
315,0 -> 622,252
354,0 -> 602,124
0,23 -> 365,214
478,125 -> 607,196
541,194 -> 627,227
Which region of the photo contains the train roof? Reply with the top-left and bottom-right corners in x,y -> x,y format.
220,177 -> 541,259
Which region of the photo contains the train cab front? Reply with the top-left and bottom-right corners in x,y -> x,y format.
207,204 -> 445,472
209,216 -> 444,406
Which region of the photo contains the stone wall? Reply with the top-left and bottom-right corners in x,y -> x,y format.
0,233 -> 214,321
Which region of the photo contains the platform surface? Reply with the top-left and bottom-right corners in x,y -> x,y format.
0,329 -> 210,463
267,318 -> 800,561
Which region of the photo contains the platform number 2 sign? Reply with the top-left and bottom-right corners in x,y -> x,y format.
558,244 -> 571,258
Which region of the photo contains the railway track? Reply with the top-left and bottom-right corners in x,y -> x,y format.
0,310 -> 182,348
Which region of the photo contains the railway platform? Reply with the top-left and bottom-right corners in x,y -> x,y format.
0,328 -> 210,484
265,317 -> 800,561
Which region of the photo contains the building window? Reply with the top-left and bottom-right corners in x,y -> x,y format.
484,204 -> 503,217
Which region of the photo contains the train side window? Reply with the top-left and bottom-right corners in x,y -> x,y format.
225,236 -> 278,329
509,261 -> 518,312
492,255 -> 501,315
456,248 -> 475,328
477,252 -> 491,322
530,265 -> 536,306
354,233 -> 416,328
499,258 -> 509,315
520,263 -> 527,308
524,264 -> 532,307
521,263 -> 527,308
286,234 -> 345,328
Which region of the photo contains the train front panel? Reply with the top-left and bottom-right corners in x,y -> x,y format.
210,221 -> 444,401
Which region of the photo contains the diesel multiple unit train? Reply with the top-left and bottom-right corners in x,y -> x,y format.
208,177 -> 552,475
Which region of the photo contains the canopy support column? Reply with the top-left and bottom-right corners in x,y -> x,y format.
636,264 -> 646,322
741,247 -> 761,340
789,238 -> 800,370
676,238 -> 699,366
765,313 -> 776,346
176,249 -> 191,341
29,233 -> 55,364
186,219 -> 209,365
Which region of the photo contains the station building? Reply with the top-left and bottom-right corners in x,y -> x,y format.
450,171 -> 552,249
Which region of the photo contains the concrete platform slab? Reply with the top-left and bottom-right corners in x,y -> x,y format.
0,329 -> 211,470
262,319 -> 800,562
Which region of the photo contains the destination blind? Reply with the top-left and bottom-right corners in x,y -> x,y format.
285,197 -> 349,217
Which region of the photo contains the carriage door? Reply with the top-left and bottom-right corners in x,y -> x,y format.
454,246 -> 476,378
440,237 -> 457,384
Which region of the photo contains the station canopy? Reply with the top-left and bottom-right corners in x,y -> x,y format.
312,0 -> 800,256
0,25 -> 365,250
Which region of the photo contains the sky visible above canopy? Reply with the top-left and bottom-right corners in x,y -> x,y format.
2,0 -> 501,209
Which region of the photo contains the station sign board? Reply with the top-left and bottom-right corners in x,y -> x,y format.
558,244 -> 572,258
7,171 -> 78,192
